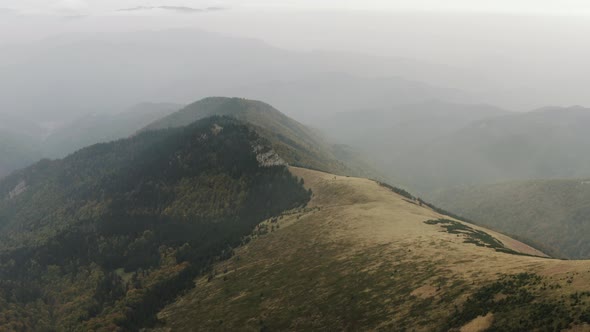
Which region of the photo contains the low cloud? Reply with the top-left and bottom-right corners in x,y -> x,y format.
117,6 -> 225,13
54,0 -> 88,13
0,8 -> 16,15
61,14 -> 88,20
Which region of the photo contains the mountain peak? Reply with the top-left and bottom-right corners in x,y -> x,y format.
143,97 -> 372,177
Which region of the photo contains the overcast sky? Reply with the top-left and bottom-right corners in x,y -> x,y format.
3,0 -> 590,16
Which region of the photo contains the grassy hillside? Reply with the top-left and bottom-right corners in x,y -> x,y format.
0,117 -> 310,330
153,168 -> 590,332
144,97 -> 377,179
430,179 -> 590,259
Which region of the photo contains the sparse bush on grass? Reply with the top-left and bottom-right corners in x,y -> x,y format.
377,182 -> 415,200
443,273 -> 590,331
424,219 -> 533,256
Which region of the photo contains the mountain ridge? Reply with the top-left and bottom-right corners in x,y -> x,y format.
153,167 -> 590,331
144,97 -> 380,179
0,116 -> 311,330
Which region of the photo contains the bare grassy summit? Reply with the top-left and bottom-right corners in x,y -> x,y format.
155,167 -> 590,331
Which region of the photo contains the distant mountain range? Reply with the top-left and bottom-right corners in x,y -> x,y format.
0,28 -> 487,179
42,102 -> 182,158
223,73 -> 475,122
431,178 -> 590,259
317,100 -> 509,165
412,106 -> 590,189
0,29 -> 479,122
144,97 -> 378,178
0,103 -> 181,179
320,103 -> 590,193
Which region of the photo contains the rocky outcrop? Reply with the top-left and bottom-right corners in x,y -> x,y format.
252,144 -> 286,168
8,180 -> 27,199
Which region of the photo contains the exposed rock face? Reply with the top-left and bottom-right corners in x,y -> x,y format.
211,124 -> 223,136
8,180 -> 27,199
252,144 -> 286,167
192,124 -> 284,167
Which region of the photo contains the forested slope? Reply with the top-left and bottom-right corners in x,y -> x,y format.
0,116 -> 310,330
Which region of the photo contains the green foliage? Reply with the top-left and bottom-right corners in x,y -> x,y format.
377,181 -> 416,200
424,219 -> 528,255
0,116 -> 310,330
378,182 -> 476,223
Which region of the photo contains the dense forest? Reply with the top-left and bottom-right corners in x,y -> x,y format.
0,116 -> 311,331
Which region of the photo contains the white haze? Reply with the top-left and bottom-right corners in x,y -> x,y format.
2,4 -> 590,115
3,1 -> 590,188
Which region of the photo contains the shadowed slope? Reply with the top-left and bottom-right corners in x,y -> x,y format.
0,117 -> 311,330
